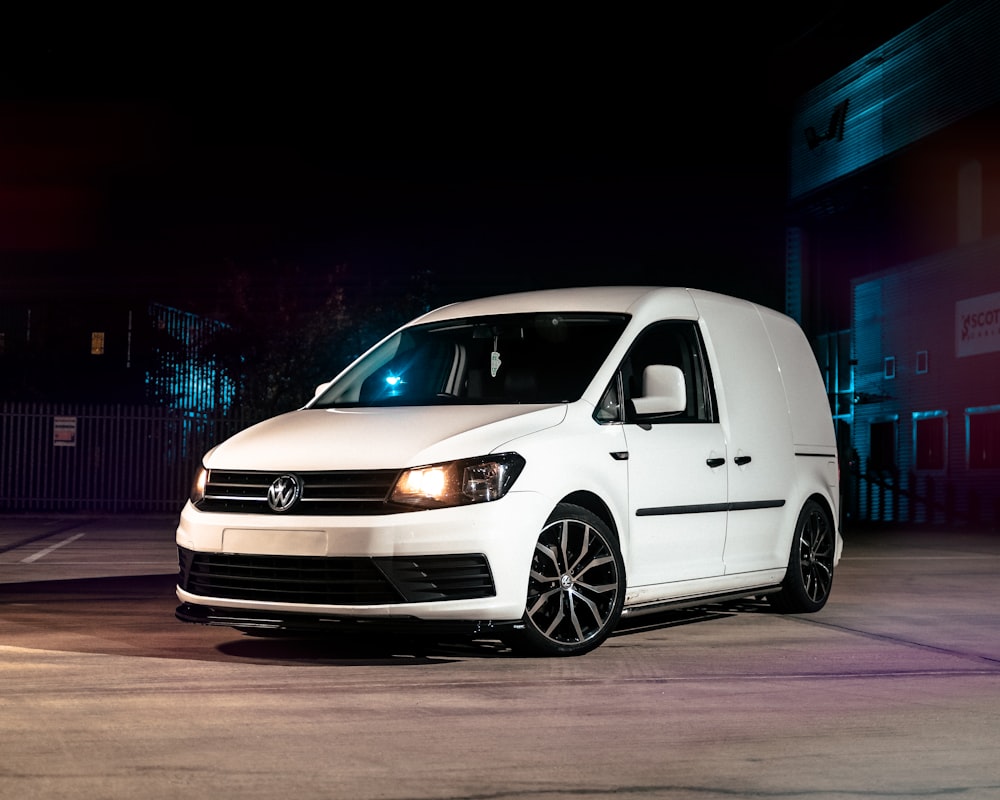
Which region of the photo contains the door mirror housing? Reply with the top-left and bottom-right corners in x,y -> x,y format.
632,364 -> 686,416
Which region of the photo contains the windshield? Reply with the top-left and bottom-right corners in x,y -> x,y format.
312,313 -> 630,408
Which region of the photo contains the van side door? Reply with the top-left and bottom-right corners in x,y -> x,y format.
692,294 -> 796,573
616,321 -> 728,586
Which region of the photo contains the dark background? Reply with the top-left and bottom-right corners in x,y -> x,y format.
1,5 -> 950,317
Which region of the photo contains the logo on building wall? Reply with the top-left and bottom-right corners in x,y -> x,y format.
956,291 -> 1000,357
804,99 -> 849,150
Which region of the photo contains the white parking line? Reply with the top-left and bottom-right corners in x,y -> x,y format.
20,533 -> 86,564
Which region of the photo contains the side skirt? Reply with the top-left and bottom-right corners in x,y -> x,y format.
620,584 -> 783,619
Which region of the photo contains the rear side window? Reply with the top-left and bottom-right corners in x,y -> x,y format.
597,321 -> 716,424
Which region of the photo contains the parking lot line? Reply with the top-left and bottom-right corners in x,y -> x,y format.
21,533 -> 86,564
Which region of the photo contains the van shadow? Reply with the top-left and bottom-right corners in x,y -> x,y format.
215,631 -> 506,664
613,601 -> 754,639
1,573 -> 774,664
221,598 -> 778,662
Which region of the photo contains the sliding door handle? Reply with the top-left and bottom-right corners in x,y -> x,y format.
734,455 -> 752,466
706,457 -> 726,468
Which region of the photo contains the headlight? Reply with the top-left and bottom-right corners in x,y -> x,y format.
390,453 -> 525,509
190,466 -> 208,505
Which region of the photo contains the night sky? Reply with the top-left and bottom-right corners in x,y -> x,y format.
1,5 -> 951,317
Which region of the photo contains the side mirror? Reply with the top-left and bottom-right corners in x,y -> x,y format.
631,365 -> 686,416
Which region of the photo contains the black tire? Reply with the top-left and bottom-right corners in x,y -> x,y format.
507,503 -> 625,656
770,499 -> 835,613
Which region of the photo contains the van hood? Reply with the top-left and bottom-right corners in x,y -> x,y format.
203,404 -> 568,471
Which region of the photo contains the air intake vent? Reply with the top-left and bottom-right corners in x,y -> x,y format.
178,548 -> 495,605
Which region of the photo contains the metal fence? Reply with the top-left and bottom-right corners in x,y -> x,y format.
6,402 -> 996,525
0,403 -> 255,513
842,464 -> 1000,528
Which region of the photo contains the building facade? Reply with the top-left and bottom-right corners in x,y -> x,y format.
787,0 -> 1000,526
851,243 -> 1000,524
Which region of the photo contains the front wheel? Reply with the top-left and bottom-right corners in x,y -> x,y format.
507,503 -> 625,657
770,499 -> 835,613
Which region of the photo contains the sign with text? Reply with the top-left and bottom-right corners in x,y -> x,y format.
53,416 -> 77,447
956,291 -> 1000,358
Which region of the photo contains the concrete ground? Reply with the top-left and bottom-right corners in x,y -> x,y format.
2,515 -> 1000,800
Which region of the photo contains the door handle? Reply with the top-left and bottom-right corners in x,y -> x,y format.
734,455 -> 752,466
706,457 -> 726,468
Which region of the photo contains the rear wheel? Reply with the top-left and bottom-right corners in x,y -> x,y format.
508,503 -> 625,656
770,499 -> 835,613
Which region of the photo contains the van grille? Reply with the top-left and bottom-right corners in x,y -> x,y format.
177,548 -> 496,604
197,469 -> 403,515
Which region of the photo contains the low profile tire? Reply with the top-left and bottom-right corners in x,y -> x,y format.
770,499 -> 835,613
507,503 -> 625,657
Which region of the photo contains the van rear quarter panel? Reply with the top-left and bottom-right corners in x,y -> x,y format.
759,308 -> 841,531
759,310 -> 837,450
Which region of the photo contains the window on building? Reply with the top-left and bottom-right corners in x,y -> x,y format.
914,412 -> 946,471
883,356 -> 896,379
870,419 -> 898,472
916,350 -> 928,374
968,407 -> 1000,469
91,332 -> 105,356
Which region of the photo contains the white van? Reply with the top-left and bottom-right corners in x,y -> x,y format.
176,287 -> 842,655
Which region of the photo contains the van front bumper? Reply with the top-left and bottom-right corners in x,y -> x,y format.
174,490 -> 550,624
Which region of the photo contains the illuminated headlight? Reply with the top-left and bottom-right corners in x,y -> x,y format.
390,453 -> 526,509
190,466 -> 208,505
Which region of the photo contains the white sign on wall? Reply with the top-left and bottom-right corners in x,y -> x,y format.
53,416 -> 77,447
956,291 -> 1000,358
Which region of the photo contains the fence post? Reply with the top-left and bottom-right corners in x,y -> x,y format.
896,469 -> 901,522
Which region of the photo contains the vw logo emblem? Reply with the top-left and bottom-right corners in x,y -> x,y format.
267,474 -> 301,513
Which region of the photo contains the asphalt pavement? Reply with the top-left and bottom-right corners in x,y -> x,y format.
2,514 -> 1000,800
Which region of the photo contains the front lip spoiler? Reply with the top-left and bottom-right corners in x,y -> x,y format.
175,602 -> 520,637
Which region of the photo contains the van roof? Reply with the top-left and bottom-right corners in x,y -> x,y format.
417,286 -> 702,322
416,286 -> 783,327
